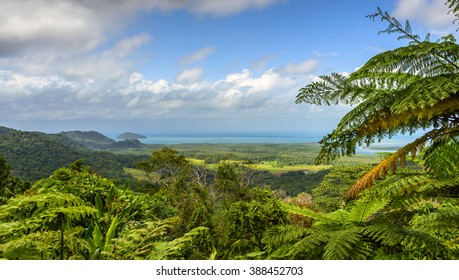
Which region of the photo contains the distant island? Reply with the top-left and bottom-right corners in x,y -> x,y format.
116,132 -> 147,140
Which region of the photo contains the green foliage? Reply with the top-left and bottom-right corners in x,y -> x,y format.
297,7 -> 459,200
267,184 -> 457,260
266,170 -> 329,197
149,226 -> 214,260
297,34 -> 459,166
108,217 -> 180,260
57,130 -> 117,149
0,127 -> 141,182
222,188 -> 288,256
137,147 -> 190,185
0,192 -> 96,259
213,162 -> 250,202
0,160 -> 156,260
312,164 -> 371,212
286,7 -> 459,260
0,156 -> 30,205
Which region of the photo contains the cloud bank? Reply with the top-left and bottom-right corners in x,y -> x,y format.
1,0 -> 349,132
393,0 -> 456,33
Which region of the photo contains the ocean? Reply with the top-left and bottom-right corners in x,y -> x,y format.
104,130 -> 423,154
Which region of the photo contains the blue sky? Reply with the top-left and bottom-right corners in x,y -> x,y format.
0,0 -> 456,133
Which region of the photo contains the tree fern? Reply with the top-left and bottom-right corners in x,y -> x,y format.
286,231 -> 329,259
148,226 -> 213,260
322,227 -> 372,260
262,225 -> 309,251
106,217 -> 180,260
276,193 -> 390,259
297,9 -> 459,184
422,134 -> 459,178
347,194 -> 390,223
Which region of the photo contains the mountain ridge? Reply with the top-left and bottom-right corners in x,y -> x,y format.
0,126 -> 146,181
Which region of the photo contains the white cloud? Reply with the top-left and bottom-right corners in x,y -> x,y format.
0,64 -> 351,131
0,0 -> 145,56
122,68 -> 312,116
0,0 -> 347,131
0,70 -> 77,99
0,33 -> 150,82
275,59 -> 320,75
180,47 -> 215,65
0,0 -> 283,56
126,72 -> 170,95
107,33 -> 151,59
393,0 -> 456,31
176,68 -> 204,84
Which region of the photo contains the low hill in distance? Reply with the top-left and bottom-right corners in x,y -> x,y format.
60,130 -> 146,150
59,130 -> 117,149
0,126 -> 146,181
116,132 -> 147,140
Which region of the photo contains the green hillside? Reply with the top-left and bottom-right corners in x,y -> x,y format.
0,127 -> 144,181
58,130 -> 146,150
58,130 -> 116,149
116,132 -> 146,140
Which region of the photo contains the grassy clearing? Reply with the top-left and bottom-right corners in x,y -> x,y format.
122,143 -> 383,180
253,162 -> 331,175
190,158 -> 331,175
124,167 -> 149,181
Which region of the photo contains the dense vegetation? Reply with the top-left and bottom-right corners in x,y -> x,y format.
1,3 -> 459,260
116,132 -> 147,140
0,127 -> 145,182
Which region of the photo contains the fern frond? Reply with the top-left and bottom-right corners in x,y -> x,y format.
262,225 -> 309,251
391,74 -> 459,115
362,223 -> 449,259
352,41 -> 459,77
108,217 -> 179,260
362,223 -> 409,247
280,202 -> 338,225
347,194 -> 390,223
423,134 -> 459,178
346,128 -> 457,198
323,227 -> 372,260
296,73 -> 360,106
148,226 -> 211,260
411,208 -> 459,231
287,231 -> 329,259
0,228 -> 89,260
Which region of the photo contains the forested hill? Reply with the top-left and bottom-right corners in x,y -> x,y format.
58,130 -> 117,149
0,127 -> 146,181
58,130 -> 146,150
116,132 -> 146,140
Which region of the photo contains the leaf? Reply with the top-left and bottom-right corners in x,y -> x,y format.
95,194 -> 103,220
93,223 -> 103,249
222,240 -> 241,260
404,20 -> 412,34
105,214 -> 120,249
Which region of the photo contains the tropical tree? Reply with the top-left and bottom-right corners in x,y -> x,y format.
0,156 -> 29,205
263,182 -> 456,260
137,147 -> 190,186
311,164 -> 371,212
0,160 -> 149,259
291,5 -> 459,259
221,187 -> 288,259
296,7 -> 459,196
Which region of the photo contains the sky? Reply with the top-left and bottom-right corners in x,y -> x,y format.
0,0 -> 457,133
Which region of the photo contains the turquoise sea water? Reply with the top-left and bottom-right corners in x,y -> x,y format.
137,131 -> 326,144
104,130 -> 423,154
